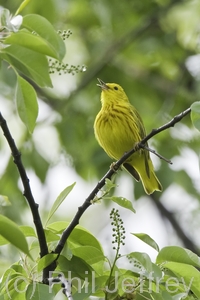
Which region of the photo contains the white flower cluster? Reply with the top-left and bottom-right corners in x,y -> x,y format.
0,7 -> 22,33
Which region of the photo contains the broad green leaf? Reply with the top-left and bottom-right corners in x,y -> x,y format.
156,246 -> 200,268
47,222 -> 103,252
2,276 -> 27,300
1,44 -> 52,87
151,263 -> 163,280
0,268 -> 16,295
68,226 -> 103,252
132,233 -> 159,251
10,262 -> 26,274
128,252 -> 152,273
47,222 -> 104,266
37,253 -> 58,273
15,0 -> 31,15
44,229 -> 60,242
104,196 -> 135,213
151,290 -> 173,300
191,102 -> 200,131
0,235 -> 9,246
22,14 -> 66,61
16,75 -> 38,133
5,30 -> 62,59
47,221 -> 69,233
26,283 -> 55,300
163,262 -> 200,298
45,182 -> 76,226
58,255 -> 94,280
72,246 -> 105,265
116,270 -> 140,296
72,286 -> 96,300
19,226 -> 36,237
0,214 -> 30,257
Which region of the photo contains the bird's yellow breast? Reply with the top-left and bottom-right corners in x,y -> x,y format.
94,103 -> 141,160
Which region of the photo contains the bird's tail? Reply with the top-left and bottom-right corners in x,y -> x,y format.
124,158 -> 162,195
141,168 -> 162,195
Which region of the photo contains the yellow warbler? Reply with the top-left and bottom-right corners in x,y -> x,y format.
94,78 -> 162,195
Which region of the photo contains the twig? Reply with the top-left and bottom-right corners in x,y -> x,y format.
140,107 -> 191,145
140,144 -> 172,164
0,112 -> 49,279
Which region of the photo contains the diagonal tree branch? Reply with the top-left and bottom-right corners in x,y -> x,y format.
0,107 -> 192,282
0,112 -> 49,279
47,107 -> 191,275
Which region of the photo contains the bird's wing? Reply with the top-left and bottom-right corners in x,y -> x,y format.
130,107 -> 151,178
123,163 -> 140,181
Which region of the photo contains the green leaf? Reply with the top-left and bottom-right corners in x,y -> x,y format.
22,14 -> 66,61
16,75 -> 38,133
58,255 -> 94,280
47,221 -> 69,233
0,214 -> 30,257
128,252 -> 152,273
156,246 -> 200,268
72,246 -> 105,265
15,0 -> 31,15
44,229 -> 60,242
191,102 -> 200,131
68,226 -> 103,252
26,283 -> 55,300
104,178 -> 117,193
151,263 -> 163,280
132,232 -> 159,251
47,222 -> 103,251
104,196 -> 136,213
45,182 -> 76,225
0,268 -> 16,295
5,30 -> 62,59
37,253 -> 58,273
1,44 -> 52,87
1,276 -> 27,300
151,290 -> 174,300
0,235 -> 9,246
163,262 -> 200,298
19,226 -> 36,237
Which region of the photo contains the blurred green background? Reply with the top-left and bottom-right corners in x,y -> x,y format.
1,0 -> 200,275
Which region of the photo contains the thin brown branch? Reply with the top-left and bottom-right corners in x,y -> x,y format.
0,112 -> 49,279
140,144 -> 172,164
140,107 -> 191,145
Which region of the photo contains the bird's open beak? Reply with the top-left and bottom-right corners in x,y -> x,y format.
97,78 -> 109,90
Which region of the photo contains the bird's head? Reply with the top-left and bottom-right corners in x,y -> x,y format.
97,78 -> 129,105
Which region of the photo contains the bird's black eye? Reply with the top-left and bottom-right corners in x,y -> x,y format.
114,86 -> 118,90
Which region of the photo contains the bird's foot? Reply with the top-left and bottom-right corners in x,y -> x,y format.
134,142 -> 141,151
110,162 -> 121,172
